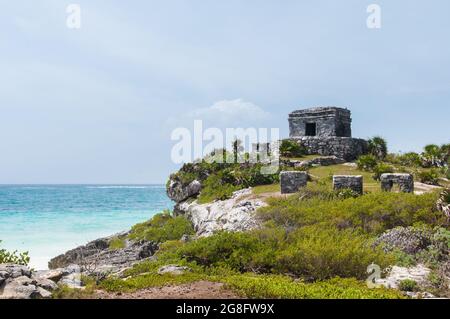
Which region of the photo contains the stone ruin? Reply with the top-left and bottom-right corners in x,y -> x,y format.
380,173 -> 414,193
280,171 -> 308,194
280,172 -> 415,196
289,107 -> 352,138
288,107 -> 368,161
252,106 -> 368,162
333,175 -> 363,195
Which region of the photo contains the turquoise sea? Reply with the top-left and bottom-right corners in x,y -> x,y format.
0,185 -> 173,270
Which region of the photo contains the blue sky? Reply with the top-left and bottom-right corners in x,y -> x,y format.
0,0 -> 449,184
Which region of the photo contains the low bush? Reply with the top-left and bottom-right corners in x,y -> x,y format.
356,155 -> 378,171
276,226 -> 394,280
398,153 -> 422,167
280,140 -> 307,158
128,211 -> 194,243
398,279 -> 418,292
174,229 -> 284,273
223,275 -> 404,299
372,163 -> 394,181
109,237 -> 126,250
0,241 -> 30,265
259,190 -> 444,235
417,169 -> 440,185
167,225 -> 393,281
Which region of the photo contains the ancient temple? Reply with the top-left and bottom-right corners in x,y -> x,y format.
288,106 -> 367,161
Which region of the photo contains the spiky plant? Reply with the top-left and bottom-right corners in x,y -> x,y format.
436,188 -> 450,220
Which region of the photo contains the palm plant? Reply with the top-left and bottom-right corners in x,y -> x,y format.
368,136 -> 388,160
421,144 -> 449,167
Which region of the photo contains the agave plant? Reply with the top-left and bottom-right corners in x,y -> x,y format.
436,188 -> 450,220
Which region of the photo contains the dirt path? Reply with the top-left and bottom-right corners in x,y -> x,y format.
93,281 -> 243,299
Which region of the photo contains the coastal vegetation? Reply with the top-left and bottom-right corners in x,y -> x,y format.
40,138 -> 450,299
0,241 -> 29,266
78,182 -> 447,298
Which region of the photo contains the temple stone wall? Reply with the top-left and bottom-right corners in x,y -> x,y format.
289,107 -> 352,138
292,137 -> 368,161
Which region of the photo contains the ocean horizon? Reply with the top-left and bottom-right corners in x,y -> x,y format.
0,184 -> 173,270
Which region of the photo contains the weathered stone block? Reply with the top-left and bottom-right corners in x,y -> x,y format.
280,171 -> 308,194
380,173 -> 414,193
333,175 -> 363,195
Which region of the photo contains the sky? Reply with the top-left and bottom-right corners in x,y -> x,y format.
0,0 -> 449,184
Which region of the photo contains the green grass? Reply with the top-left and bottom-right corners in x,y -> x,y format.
308,164 -> 380,192
252,183 -> 280,195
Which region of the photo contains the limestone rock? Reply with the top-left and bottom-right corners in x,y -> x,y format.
36,287 -> 52,299
157,265 -> 191,275
34,277 -> 58,291
33,269 -> 64,282
374,227 -> 434,255
0,281 -> 39,299
0,264 -> 55,299
375,264 -> 431,290
48,233 -> 157,275
0,264 -> 31,278
177,188 -> 265,237
167,179 -> 202,202
58,273 -> 83,289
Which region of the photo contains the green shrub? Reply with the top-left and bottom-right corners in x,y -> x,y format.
356,155 -> 378,171
223,275 -> 404,299
280,140 -> 307,158
129,211 -> 194,243
259,191 -> 444,234
167,225 -> 393,281
372,163 -> 394,181
196,163 -> 279,203
109,237 -> 126,250
276,226 -> 394,280
417,169 -> 440,185
398,153 -> 422,167
0,241 -> 30,266
174,228 -> 284,273
335,188 -> 362,199
197,174 -> 240,203
398,279 -> 418,292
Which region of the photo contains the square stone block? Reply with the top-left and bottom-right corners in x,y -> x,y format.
280,171 -> 308,194
333,175 -> 363,195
